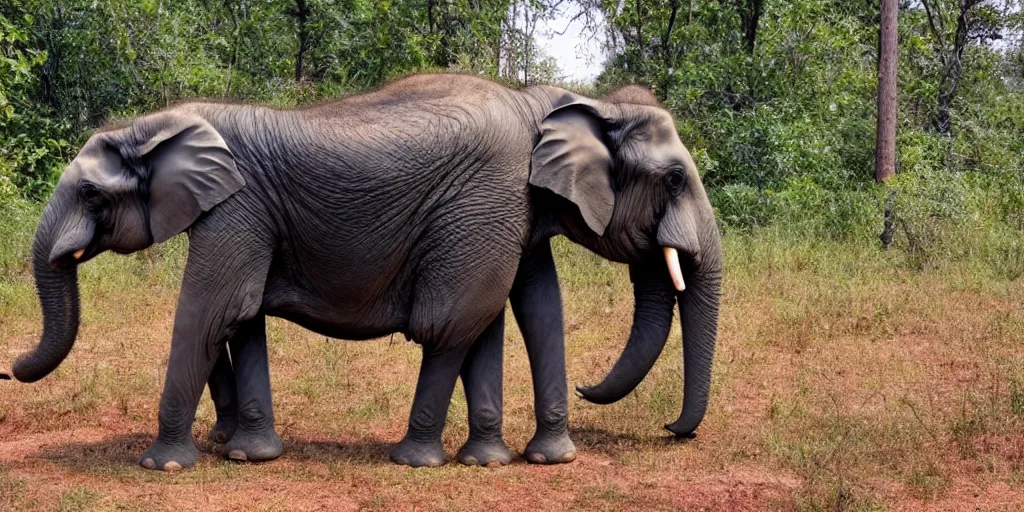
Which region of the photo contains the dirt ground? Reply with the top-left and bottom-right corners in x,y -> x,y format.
1,241 -> 1022,511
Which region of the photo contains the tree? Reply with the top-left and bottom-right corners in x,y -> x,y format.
500,1 -> 562,86
920,0 -> 1003,134
875,0 -> 897,183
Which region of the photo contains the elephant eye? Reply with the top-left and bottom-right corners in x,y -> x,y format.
79,183 -> 105,208
663,169 -> 686,194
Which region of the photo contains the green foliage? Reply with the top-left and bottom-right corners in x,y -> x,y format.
886,169 -> 1024,278
0,10 -> 73,199
0,0 -> 525,133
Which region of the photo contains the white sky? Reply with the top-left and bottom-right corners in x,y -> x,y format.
534,6 -> 607,83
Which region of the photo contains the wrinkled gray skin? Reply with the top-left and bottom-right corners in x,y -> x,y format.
12,74 -> 722,471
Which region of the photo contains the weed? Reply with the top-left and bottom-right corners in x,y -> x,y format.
0,468 -> 30,511
572,484 -> 628,510
56,486 -> 101,512
905,462 -> 949,501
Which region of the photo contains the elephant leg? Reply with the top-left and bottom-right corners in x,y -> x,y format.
140,322 -> 226,472
511,239 -> 576,464
206,345 -> 239,444
140,226 -> 271,472
390,345 -> 470,467
224,314 -> 283,462
455,310 -> 513,466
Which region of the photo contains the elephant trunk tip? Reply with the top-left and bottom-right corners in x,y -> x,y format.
574,384 -> 617,405
0,373 -> 10,380
664,421 -> 698,439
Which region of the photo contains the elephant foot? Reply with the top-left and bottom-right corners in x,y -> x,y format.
456,438 -> 514,467
225,428 -> 283,462
524,431 -> 576,464
207,416 -> 239,444
140,439 -> 199,472
389,437 -> 447,467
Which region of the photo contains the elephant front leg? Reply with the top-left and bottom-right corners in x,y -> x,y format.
455,310 -> 514,466
390,345 -> 469,467
140,318 -> 225,472
207,346 -> 239,444
223,314 -> 283,462
140,229 -> 271,472
511,239 -> 576,464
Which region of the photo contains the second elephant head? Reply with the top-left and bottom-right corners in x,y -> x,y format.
530,84 -> 723,436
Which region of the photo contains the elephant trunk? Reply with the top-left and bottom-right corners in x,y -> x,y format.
665,231 -> 722,437
575,264 -> 677,404
576,222 -> 723,438
12,192 -> 84,383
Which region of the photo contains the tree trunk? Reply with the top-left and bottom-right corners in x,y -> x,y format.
427,0 -> 435,33
290,0 -> 310,83
734,0 -> 764,54
875,0 -> 897,183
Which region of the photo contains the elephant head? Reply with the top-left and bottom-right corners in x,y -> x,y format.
11,111 -> 244,383
531,87 -> 723,437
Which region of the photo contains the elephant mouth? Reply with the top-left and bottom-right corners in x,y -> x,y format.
50,243 -> 97,270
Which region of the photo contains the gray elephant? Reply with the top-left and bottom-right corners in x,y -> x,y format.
9,74 -> 722,470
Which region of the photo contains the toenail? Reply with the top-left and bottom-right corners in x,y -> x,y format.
228,449 -> 248,461
141,458 -> 156,470
163,461 -> 183,472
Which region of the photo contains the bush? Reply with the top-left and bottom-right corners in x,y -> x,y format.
0,11 -> 76,200
880,169 -> 1024,278
0,194 -> 38,276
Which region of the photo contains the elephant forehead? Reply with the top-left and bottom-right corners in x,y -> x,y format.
641,111 -> 691,170
60,136 -> 131,191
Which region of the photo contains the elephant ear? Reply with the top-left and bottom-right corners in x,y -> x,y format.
530,101 -> 616,236
137,113 -> 245,243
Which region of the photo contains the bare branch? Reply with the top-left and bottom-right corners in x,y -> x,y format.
921,0 -> 945,47
662,0 -> 680,61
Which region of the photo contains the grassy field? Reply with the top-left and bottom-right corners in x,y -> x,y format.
0,222 -> 1022,510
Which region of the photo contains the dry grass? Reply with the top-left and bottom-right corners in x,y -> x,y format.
0,231 -> 1022,511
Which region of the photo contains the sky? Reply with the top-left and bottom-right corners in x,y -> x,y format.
533,6 -> 607,83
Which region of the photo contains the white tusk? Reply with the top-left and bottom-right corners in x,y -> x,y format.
73,249 -> 85,260
664,247 -> 685,291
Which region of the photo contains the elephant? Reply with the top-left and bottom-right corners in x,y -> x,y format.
9,74 -> 722,471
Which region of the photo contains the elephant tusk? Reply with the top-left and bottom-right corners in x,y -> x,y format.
73,249 -> 85,260
664,247 -> 685,291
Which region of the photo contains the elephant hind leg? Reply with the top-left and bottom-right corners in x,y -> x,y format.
456,310 -> 513,466
390,344 -> 469,467
393,214 -> 521,467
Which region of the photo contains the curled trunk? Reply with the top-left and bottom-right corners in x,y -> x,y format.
575,264 -> 677,404
12,197 -> 82,382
